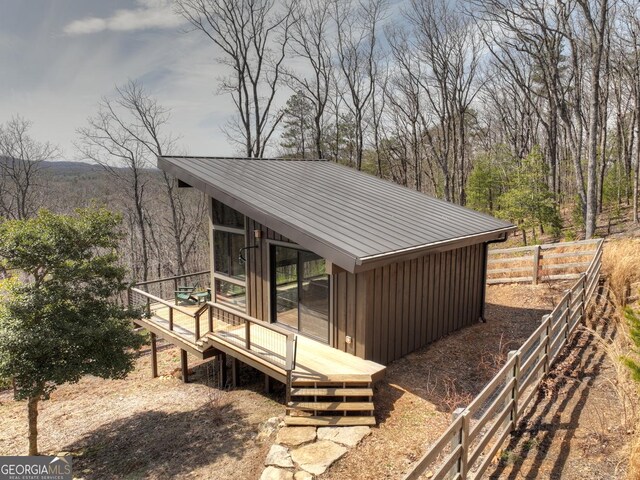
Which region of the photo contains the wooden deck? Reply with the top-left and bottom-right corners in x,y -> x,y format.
132,294 -> 385,425
140,302 -> 385,384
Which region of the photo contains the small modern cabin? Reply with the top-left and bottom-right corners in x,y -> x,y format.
131,156 -> 515,426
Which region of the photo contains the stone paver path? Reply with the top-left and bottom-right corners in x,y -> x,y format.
258,421 -> 371,479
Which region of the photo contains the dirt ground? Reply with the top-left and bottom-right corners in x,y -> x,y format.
323,282 -> 568,480
0,281 -> 626,480
0,345 -> 283,480
483,287 -> 635,480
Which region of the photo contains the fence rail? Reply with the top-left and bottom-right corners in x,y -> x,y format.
403,238 -> 603,480
128,286 -> 209,342
487,238 -> 601,285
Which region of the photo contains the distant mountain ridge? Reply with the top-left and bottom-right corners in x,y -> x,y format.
1,156 -> 100,172
40,160 -> 104,173
0,157 -> 156,174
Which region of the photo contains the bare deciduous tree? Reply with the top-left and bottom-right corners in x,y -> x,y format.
408,0 -> 483,203
333,0 -> 387,171
77,81 -> 207,280
110,81 -> 207,276
618,0 -> 640,222
575,0 -> 610,237
0,116 -> 59,220
286,0 -> 334,159
176,0 -> 296,157
76,97 -> 153,282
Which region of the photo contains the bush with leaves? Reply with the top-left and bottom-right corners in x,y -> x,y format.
0,208 -> 144,455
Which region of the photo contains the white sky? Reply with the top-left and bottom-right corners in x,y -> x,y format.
0,0 -> 410,162
0,0 -> 243,161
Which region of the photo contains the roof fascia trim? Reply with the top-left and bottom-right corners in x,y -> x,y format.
352,227 -> 516,273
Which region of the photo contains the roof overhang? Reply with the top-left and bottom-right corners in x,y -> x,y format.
158,156 -> 360,271
353,226 -> 515,272
158,156 -> 517,273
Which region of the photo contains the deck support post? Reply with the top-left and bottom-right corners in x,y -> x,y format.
264,374 -> 273,394
218,353 -> 227,389
150,332 -> 158,378
180,349 -> 189,383
232,358 -> 240,387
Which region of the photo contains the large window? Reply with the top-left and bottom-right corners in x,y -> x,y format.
214,230 -> 246,280
212,200 -> 246,310
213,201 -> 245,228
271,245 -> 329,343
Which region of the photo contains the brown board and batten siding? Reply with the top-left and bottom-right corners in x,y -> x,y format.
223,203 -> 488,365
332,243 -> 487,365
164,157 -> 514,368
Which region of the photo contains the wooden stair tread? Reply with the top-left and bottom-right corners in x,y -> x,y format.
292,375 -> 373,383
284,416 -> 376,426
290,387 -> 374,397
288,401 -> 374,411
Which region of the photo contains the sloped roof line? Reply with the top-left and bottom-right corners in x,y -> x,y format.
158,156 -> 516,272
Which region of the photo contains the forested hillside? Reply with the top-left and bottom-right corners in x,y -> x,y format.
1,147 -> 208,283
2,0 -> 640,281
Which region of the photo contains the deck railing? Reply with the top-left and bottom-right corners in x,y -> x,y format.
487,238 -> 601,285
403,238 -> 603,480
129,286 -> 210,342
207,301 -> 298,373
128,270 -> 210,314
127,272 -> 298,383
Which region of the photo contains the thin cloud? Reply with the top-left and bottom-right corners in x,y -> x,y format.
63,0 -> 183,35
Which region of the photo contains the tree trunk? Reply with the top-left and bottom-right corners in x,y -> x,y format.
548,104 -> 559,198
635,92 -> 640,223
28,395 -> 39,456
585,82 -> 600,238
598,121 -> 608,214
583,0 -> 607,239
314,114 -> 323,160
458,111 -> 467,205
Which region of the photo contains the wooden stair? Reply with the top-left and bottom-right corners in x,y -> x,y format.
285,380 -> 376,426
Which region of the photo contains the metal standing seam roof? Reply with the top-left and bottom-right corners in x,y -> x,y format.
158,156 -> 516,273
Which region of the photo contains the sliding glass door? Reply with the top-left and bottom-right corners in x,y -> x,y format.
271,245 -> 329,343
